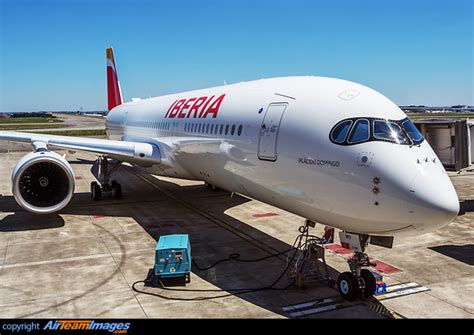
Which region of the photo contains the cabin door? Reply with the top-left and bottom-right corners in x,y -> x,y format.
258,103 -> 287,161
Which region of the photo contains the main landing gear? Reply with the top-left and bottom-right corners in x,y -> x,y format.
337,233 -> 377,301
91,156 -> 123,201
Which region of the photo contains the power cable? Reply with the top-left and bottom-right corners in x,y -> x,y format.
131,223 -> 315,301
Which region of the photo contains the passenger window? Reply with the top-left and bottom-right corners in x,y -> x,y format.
331,120 -> 352,144
206,124 -> 210,133
210,124 -> 214,134
348,119 -> 370,144
231,125 -> 235,135
220,124 -> 224,135
225,125 -> 229,135
238,125 -> 242,136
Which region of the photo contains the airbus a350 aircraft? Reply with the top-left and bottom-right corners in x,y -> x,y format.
0,48 -> 460,300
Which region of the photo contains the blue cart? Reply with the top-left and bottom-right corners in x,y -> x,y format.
154,234 -> 191,284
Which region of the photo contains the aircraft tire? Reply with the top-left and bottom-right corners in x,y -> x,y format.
360,269 -> 376,299
337,272 -> 358,301
112,183 -> 122,200
91,183 -> 102,201
90,181 -> 97,196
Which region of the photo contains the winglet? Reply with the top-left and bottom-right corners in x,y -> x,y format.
106,47 -> 123,111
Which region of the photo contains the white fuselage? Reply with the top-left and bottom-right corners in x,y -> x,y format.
105,76 -> 459,236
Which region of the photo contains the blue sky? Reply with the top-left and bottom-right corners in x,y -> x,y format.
0,0 -> 472,112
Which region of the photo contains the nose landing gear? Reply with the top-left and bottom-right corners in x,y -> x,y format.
90,156 -> 123,201
337,233 -> 376,301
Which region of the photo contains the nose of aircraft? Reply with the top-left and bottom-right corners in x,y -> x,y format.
408,169 -> 459,233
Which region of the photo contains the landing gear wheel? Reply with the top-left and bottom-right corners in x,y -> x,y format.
204,182 -> 212,189
337,272 -> 358,301
111,180 -> 117,187
360,269 -> 376,299
91,182 -> 102,201
90,181 -> 97,195
112,183 -> 122,200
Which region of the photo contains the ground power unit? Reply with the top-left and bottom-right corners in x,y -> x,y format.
154,234 -> 191,284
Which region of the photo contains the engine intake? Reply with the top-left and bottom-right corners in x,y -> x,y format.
12,151 -> 75,214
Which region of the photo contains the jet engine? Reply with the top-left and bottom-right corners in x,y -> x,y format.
11,150 -> 75,214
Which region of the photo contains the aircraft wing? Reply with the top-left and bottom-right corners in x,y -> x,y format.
0,131 -> 228,167
0,130 -> 165,165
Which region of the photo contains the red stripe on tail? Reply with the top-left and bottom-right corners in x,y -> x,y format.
106,48 -> 123,111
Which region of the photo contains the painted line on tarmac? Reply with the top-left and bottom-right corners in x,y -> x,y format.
282,297 -> 337,312
375,283 -> 430,301
281,296 -> 355,317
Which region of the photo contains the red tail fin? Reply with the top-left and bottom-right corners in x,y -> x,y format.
106,47 -> 123,111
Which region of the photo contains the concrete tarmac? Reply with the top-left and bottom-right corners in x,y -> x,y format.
0,149 -> 472,318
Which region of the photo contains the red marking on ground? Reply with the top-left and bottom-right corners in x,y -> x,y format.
325,244 -> 352,255
370,259 -> 401,274
325,244 -> 401,274
74,176 -> 82,180
93,215 -> 108,219
253,213 -> 280,218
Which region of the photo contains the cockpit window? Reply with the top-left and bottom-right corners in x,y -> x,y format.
330,120 -> 353,143
373,120 -> 410,144
329,117 -> 424,146
348,119 -> 370,144
402,119 -> 424,144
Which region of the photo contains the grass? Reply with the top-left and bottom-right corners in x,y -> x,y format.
0,124 -> 69,130
33,129 -> 107,137
407,113 -> 474,119
0,117 -> 63,124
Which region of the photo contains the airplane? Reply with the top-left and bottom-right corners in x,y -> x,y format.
0,48 -> 460,301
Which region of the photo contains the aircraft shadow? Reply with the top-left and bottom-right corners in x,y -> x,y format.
0,212 -> 65,232
458,200 -> 474,215
429,244 -> 474,266
0,165 -> 389,318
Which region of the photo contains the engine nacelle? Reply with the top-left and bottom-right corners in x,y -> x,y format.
12,150 -> 75,214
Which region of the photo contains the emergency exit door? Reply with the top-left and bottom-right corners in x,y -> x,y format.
258,103 -> 287,161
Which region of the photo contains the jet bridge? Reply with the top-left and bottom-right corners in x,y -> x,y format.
414,118 -> 471,171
